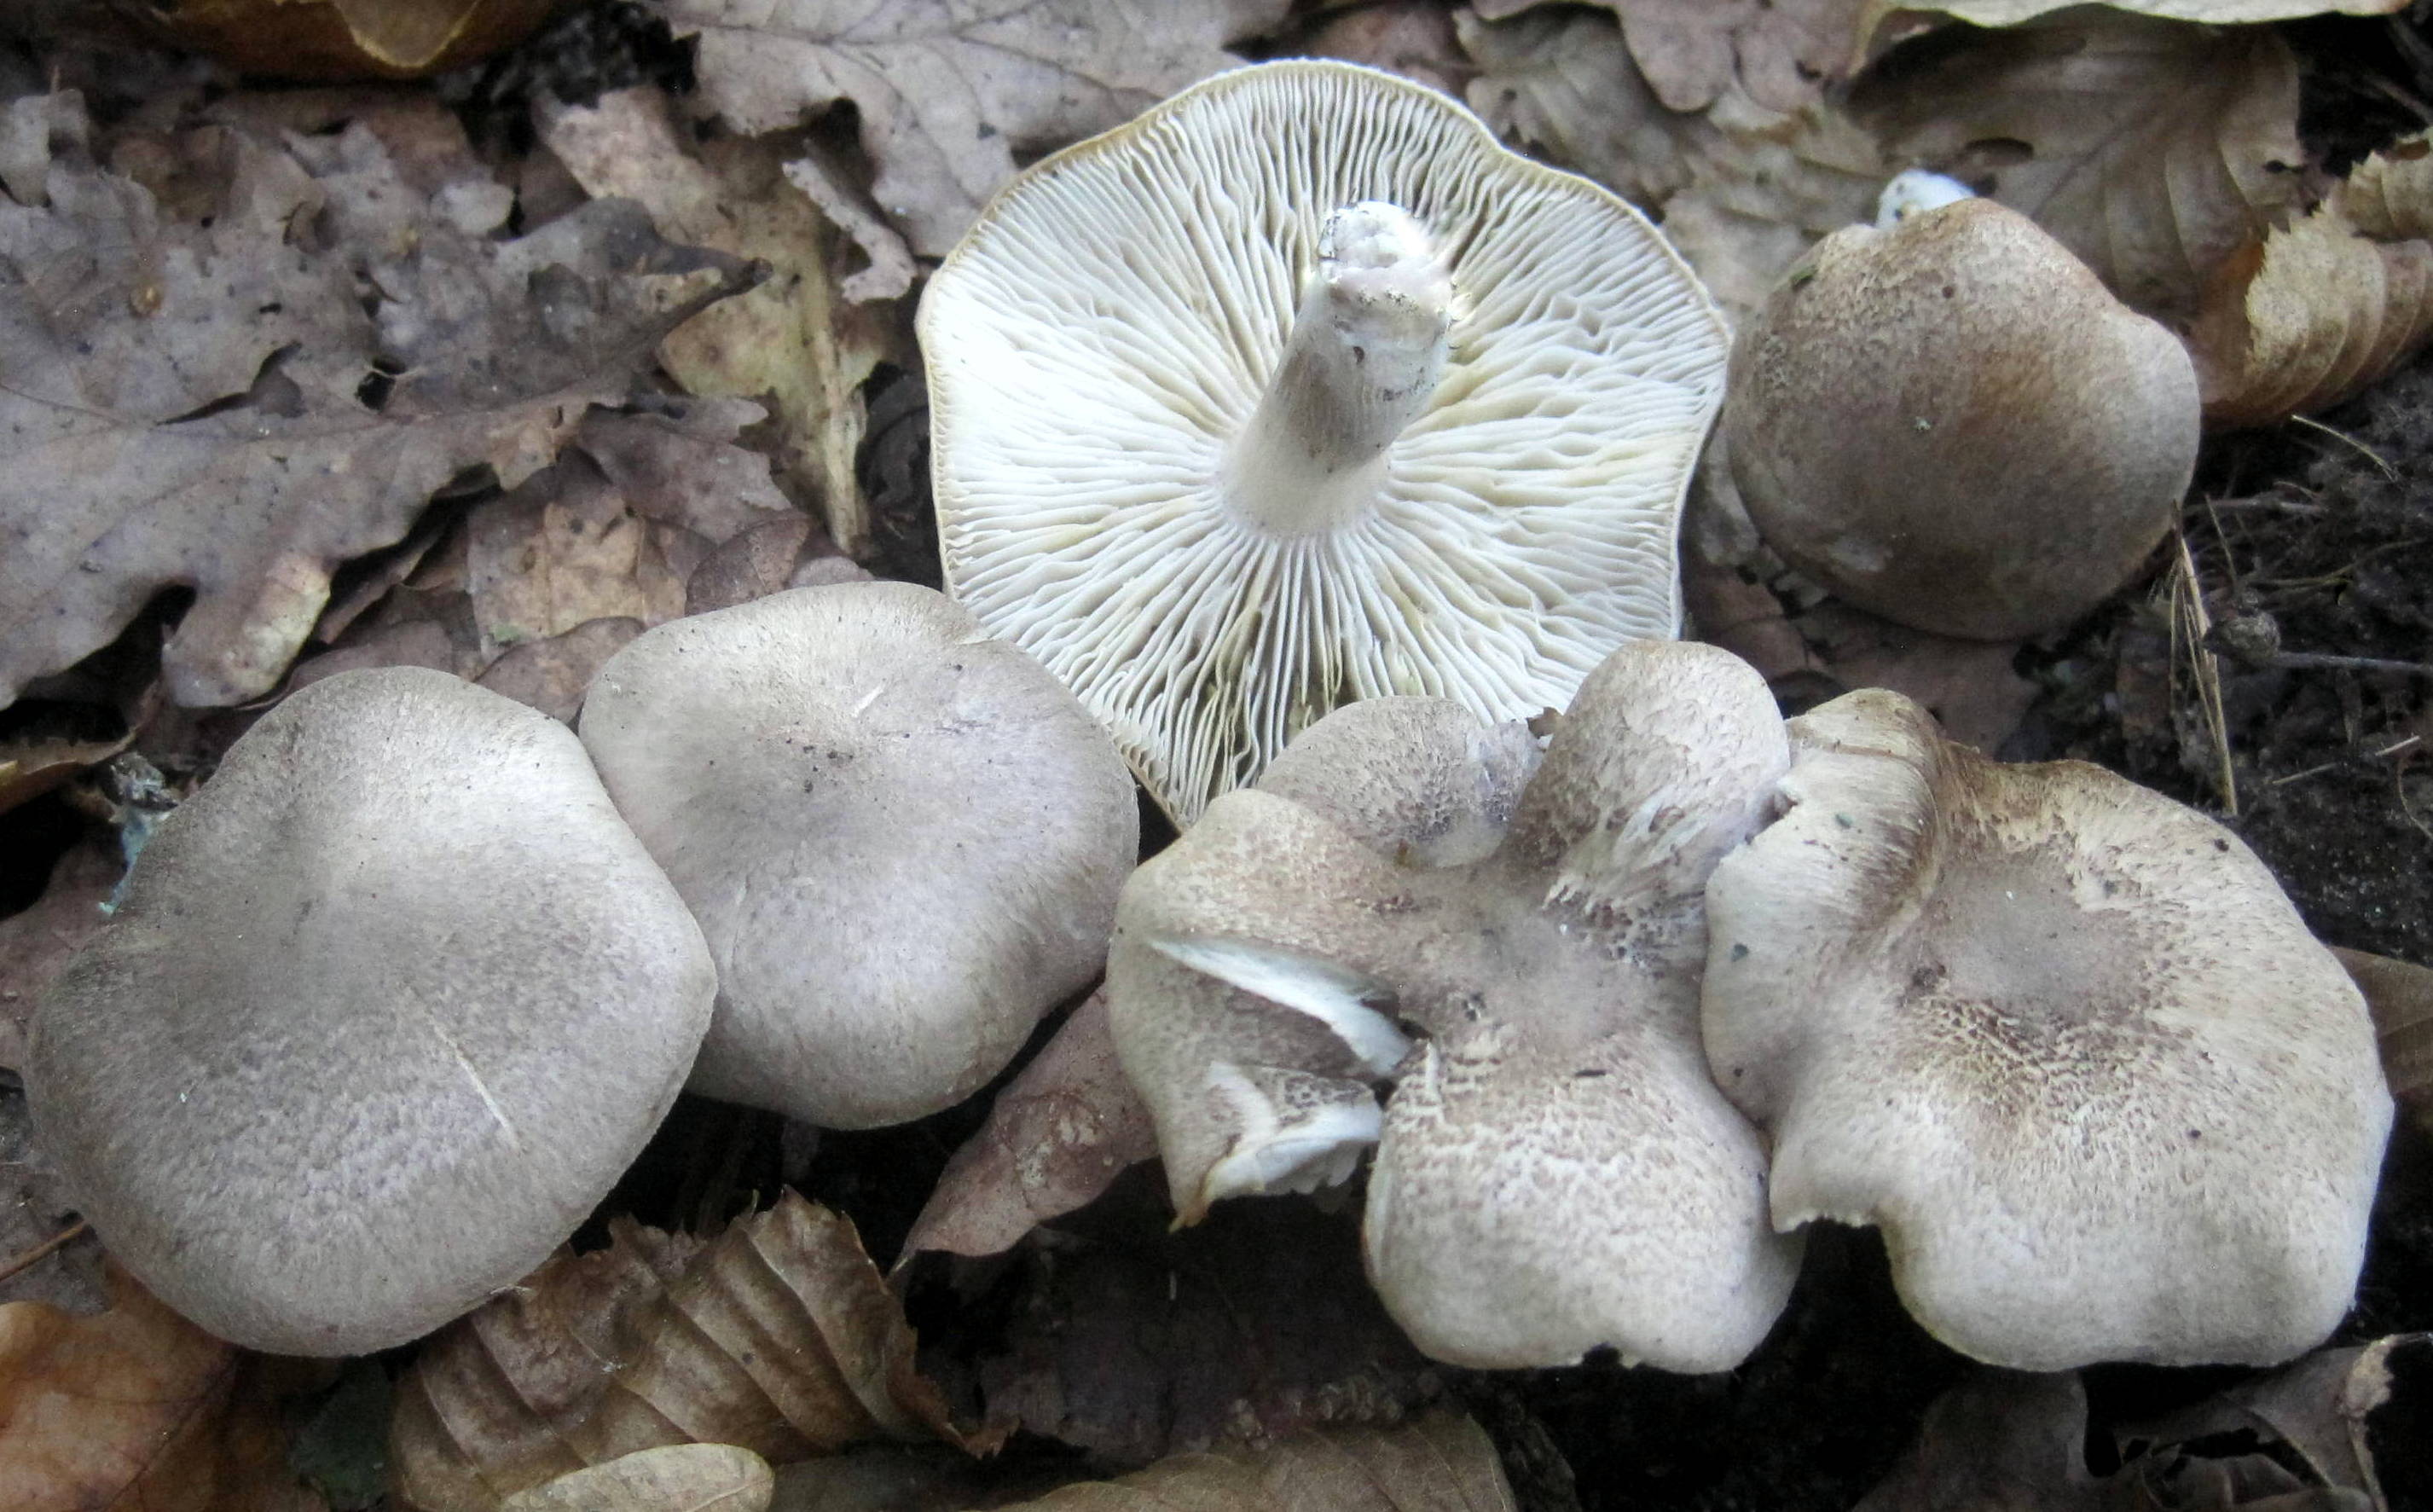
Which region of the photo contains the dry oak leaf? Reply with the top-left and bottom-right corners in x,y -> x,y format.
391,1191 -> 983,1512
500,1445 -> 774,1512
142,0 -> 561,80
0,1265 -> 322,1512
536,87 -> 892,552
0,95 -> 753,713
646,0 -> 1292,258
1469,0 -> 1870,115
997,1411 -> 1515,1512
901,990 -> 1158,1261
1460,5 -> 1889,322
2333,947 -> 2432,1137
1863,0 -> 2406,44
2189,132 -> 2433,427
1851,8 -> 2305,322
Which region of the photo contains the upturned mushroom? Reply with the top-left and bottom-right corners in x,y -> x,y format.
1702,688 -> 2393,1370
30,668 -> 715,1355
923,60 -> 1730,825
578,581 -> 1138,1129
1723,191 -> 2199,640
1108,640 -> 1801,1370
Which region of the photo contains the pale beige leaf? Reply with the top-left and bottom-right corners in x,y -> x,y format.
2335,130 -> 2433,241
1875,0 -> 2405,32
902,991 -> 1158,1260
0,94 -> 752,712
997,1412 -> 1516,1512
1853,9 -> 2304,320
1460,6 -> 1888,322
1471,0 -> 1869,114
646,0 -> 1292,257
537,87 -> 893,554
391,1193 -> 980,1512
500,1445 -> 774,1512
2333,947 -> 2433,1136
2187,215 -> 2433,428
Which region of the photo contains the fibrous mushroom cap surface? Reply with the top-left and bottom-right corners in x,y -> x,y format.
1702,688 -> 2394,1369
29,667 -> 715,1355
924,59 -> 1729,824
1109,640 -> 1800,1370
579,581 -> 1138,1129
1725,196 -> 2199,640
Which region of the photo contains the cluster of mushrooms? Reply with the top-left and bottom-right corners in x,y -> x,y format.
26,57 -> 2393,1392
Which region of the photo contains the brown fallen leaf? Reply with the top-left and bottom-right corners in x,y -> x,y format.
1459,6 -> 1889,322
1852,9 -> 2305,322
1471,0 -> 1868,115
901,991 -> 1158,1261
2332,947 -> 2432,1136
501,1445 -> 774,1512
537,86 -> 894,552
391,1191 -> 982,1512
1791,602 -> 2036,754
994,1411 -> 1515,1511
0,729 -> 131,820
0,1264 -> 324,1512
142,0 -> 559,79
1862,0 -> 2406,47
2114,1338 -> 2425,1509
1294,1 -> 1474,97
648,0 -> 1292,258
0,92 -> 754,713
1851,1368 -> 2106,1511
0,831 -> 118,1072
474,618 -> 646,724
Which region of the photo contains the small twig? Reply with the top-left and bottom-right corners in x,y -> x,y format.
2272,651 -> 2433,677
2166,536 -> 2239,815
2203,495 -> 2331,517
2287,414 -> 2399,479
0,1218 -> 88,1285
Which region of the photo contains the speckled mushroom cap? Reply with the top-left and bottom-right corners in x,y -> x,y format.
1108,641 -> 1801,1370
29,668 -> 715,1355
579,581 -> 1138,1129
923,60 -> 1729,825
1723,196 -> 2199,640
1701,689 -> 2393,1370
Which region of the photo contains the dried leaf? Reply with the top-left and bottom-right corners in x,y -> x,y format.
995,1411 -> 1515,1511
0,94 -> 753,712
145,0 -> 560,78
2189,132 -> 2433,427
1460,7 -> 1888,322
1855,1370 -> 2112,1511
2333,947 -> 2433,1136
1853,9 -> 2305,322
649,0 -> 1293,257
1296,2 -> 1474,97
0,1266 -> 323,1512
473,617 -> 646,723
2113,1338 -> 2426,1509
1791,602 -> 2036,753
1472,0 -> 1868,115
902,992 -> 1158,1260
1868,0 -> 2406,38
0,1080 -> 106,1313
0,832 -> 118,1073
0,729 -> 130,818
500,1445 -> 774,1512
391,1192 -> 980,1512
537,87 -> 893,553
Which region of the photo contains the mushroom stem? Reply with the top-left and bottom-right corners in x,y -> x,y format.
1224,201 -> 1452,536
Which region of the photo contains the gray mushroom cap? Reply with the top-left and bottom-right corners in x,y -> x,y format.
29,668 -> 715,1355
1701,689 -> 2394,1370
924,60 -> 1729,825
1109,640 -> 1801,1370
579,581 -> 1139,1129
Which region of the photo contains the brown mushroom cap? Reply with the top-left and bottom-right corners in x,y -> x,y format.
29,668 -> 715,1355
1723,196 -> 2199,640
1109,641 -> 1801,1370
579,581 -> 1138,1129
1702,689 -> 2393,1370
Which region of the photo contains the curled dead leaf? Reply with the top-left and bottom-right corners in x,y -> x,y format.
499,1445 -> 774,1512
2333,947 -> 2433,1135
143,0 -> 560,80
1471,0 -> 1868,115
390,1191 -> 983,1512
1853,9 -> 2304,322
994,1411 -> 1515,1512
901,991 -> 1158,1261
0,1264 -> 323,1512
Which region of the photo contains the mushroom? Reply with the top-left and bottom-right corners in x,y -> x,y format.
1701,688 -> 2394,1370
922,59 -> 1730,825
29,667 -> 715,1355
577,581 -> 1138,1129
1108,640 -> 1801,1370
1723,193 -> 2199,640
